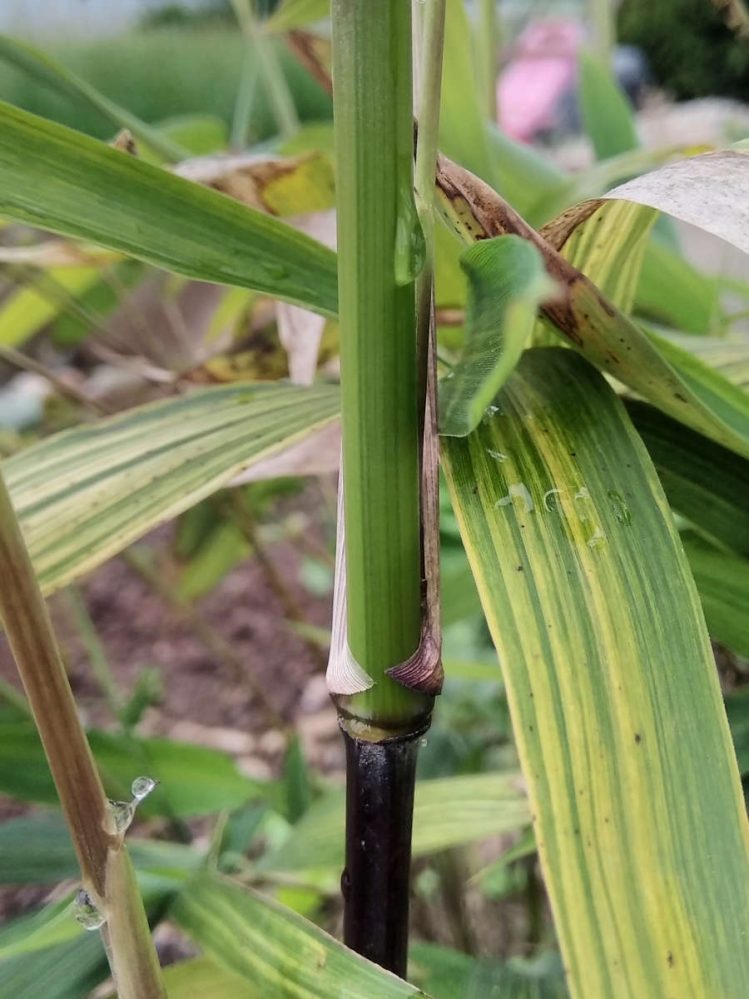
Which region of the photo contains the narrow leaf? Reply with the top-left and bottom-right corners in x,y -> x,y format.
0,101 -> 338,315
268,0 -> 330,32
0,34 -> 188,162
162,957 -> 254,998
173,873 -> 429,998
3,382 -> 339,595
443,347 -> 749,997
439,235 -> 554,437
635,239 -> 720,335
0,720 -> 268,817
0,933 -> 106,999
578,51 -> 639,160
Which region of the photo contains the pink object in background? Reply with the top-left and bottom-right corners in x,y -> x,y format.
498,18 -> 584,142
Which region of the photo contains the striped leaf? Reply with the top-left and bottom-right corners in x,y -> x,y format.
172,873 -> 429,998
3,382 -> 339,595
162,957 -> 254,998
635,241 -> 720,335
0,101 -> 338,316
442,347 -> 749,997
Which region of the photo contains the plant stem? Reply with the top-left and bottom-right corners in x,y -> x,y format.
332,0 -> 426,727
478,0 -> 499,121
415,0 -> 447,414
341,728 -> 423,975
0,472 -> 165,998
332,0 -> 446,975
231,0 -> 299,141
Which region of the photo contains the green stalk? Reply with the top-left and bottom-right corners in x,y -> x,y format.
332,0 -> 427,730
415,0 -> 447,407
231,0 -> 299,141
0,473 -> 165,999
331,0 -> 447,975
478,0 -> 499,121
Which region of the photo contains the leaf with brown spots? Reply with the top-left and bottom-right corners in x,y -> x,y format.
434,153 -> 749,458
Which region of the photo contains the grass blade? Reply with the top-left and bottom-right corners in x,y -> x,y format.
578,51 -> 638,160
3,382 -> 339,595
172,873 -> 430,998
605,150 -> 749,254
0,101 -> 338,315
439,236 -> 553,436
0,34 -> 188,162
443,347 -> 749,997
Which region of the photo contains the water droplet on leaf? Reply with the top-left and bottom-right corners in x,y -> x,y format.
607,490 -> 632,526
496,483 -> 534,514
394,186 -> 425,285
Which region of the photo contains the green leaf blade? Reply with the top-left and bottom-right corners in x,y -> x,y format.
0,101 -> 338,315
439,235 -> 553,437
173,873 -> 428,998
578,51 -> 638,160
443,347 -> 749,997
3,382 -> 339,595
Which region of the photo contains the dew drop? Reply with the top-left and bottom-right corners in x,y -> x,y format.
587,528 -> 607,550
74,889 -> 106,931
394,186 -> 425,285
543,488 -> 564,512
419,737 -> 428,748
607,490 -> 632,526
486,449 -> 507,462
265,263 -> 289,282
131,776 -> 158,801
108,798 -> 136,835
495,483 -> 534,513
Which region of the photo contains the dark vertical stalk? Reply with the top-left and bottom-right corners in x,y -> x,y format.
341,727 -> 425,976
